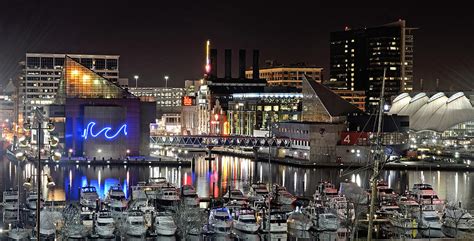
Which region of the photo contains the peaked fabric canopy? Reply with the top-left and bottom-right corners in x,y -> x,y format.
389,92 -> 474,132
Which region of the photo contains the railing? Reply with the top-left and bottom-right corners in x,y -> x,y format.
150,135 -> 291,148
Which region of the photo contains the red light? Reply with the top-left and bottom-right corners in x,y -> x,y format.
205,64 -> 211,73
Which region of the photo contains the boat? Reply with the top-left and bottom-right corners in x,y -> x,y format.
442,206 -> 474,238
26,191 -> 44,211
223,188 -> 249,201
389,210 -> 418,237
2,189 -> 19,212
314,213 -> 339,231
328,196 -> 355,220
377,204 -> 401,219
260,210 -> 288,233
39,209 -> 63,238
7,225 -> 30,240
125,211 -> 147,237
411,183 -> 444,210
377,180 -> 398,202
80,186 -> 99,209
181,184 -> 200,206
156,184 -> 180,208
95,210 -> 115,238
315,181 -> 339,201
233,209 -> 260,233
149,177 -> 168,187
208,207 -> 233,234
417,205 -> 444,238
105,184 -> 128,212
248,183 -> 269,202
81,210 -> 95,232
272,185 -> 296,205
154,214 -> 177,236
287,210 -> 312,231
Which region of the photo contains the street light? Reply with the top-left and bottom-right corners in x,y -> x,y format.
164,75 -> 169,89
134,75 -> 139,88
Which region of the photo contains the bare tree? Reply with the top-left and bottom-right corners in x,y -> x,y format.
339,182 -> 369,241
172,202 -> 207,239
444,201 -> 472,240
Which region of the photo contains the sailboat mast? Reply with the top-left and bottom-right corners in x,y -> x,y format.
367,68 -> 386,241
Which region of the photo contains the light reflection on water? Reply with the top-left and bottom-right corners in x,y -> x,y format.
1,154 -> 473,209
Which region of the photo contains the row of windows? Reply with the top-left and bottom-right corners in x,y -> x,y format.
292,140 -> 310,147
279,127 -> 310,135
26,57 -> 119,70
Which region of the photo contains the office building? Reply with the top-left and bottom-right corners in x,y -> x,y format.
20,53 -> 120,122
246,62 -> 323,88
129,87 -> 184,118
330,20 -> 415,111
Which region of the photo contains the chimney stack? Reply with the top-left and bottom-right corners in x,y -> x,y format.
225,49 -> 232,79
252,49 -> 259,80
239,49 -> 246,79
210,49 -> 217,78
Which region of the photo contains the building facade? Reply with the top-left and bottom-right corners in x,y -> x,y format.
20,53 -> 120,122
246,64 -> 323,88
129,87 -> 184,118
329,20 -> 415,111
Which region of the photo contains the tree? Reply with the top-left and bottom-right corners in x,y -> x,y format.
444,201 -> 472,240
339,182 -> 369,241
172,202 -> 207,239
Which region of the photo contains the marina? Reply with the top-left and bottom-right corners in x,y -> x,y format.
1,153 -> 474,240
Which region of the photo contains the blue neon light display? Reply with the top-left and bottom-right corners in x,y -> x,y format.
82,121 -> 128,140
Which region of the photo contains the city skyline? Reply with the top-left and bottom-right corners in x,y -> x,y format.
1,1 -> 474,91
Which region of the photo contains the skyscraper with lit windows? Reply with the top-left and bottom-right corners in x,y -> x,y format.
329,20 -> 415,112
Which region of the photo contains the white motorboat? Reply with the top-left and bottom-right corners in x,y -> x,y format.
157,184 -> 180,208
328,196 -> 355,220
418,207 -> 444,238
208,207 -> 233,234
248,183 -> 269,201
154,214 -> 177,236
411,183 -> 444,211
315,213 -> 339,231
81,210 -> 95,232
377,204 -> 401,219
80,186 -> 99,209
233,209 -> 260,233
442,206 -> 474,238
275,190 -> 296,205
105,184 -> 128,212
26,191 -> 44,211
95,210 -> 115,238
261,210 -> 288,233
181,184 -> 200,206
389,210 -> 417,237
314,181 -> 339,201
125,211 -> 147,237
2,189 -> 19,212
377,180 -> 397,202
287,211 -> 312,231
223,188 -> 249,201
7,226 -> 30,240
149,177 -> 168,187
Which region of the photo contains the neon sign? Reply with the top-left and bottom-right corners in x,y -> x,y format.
82,121 -> 128,140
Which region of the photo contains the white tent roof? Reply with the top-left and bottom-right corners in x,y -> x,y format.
388,92 -> 474,132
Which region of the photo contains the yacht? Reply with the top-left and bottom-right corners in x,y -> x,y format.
208,207 -> 233,234
389,210 -> 418,237
315,181 -> 339,201
95,210 -> 116,238
105,184 -> 128,212
81,210 -> 95,232
442,206 -> 474,238
7,226 -> 30,240
233,209 -> 260,233
314,213 -> 339,231
155,214 -> 178,236
261,210 -> 288,233
418,206 -> 444,238
223,188 -> 249,201
181,184 -> 200,206
125,211 -> 147,237
26,191 -> 43,211
328,196 -> 355,220
287,211 -> 312,231
411,183 -> 444,210
377,204 -> 401,219
272,185 -> 296,205
377,180 -> 398,202
80,186 -> 99,209
157,184 -> 180,208
248,183 -> 269,202
2,189 -> 19,212
149,177 -> 168,187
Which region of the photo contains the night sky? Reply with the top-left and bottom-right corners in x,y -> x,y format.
1,1 -> 473,91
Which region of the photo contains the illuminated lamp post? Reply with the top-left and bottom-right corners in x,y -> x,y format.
134,75 -> 139,88
164,75 -> 169,89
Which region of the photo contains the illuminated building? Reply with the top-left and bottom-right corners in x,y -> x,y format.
246,62 -> 323,88
329,20 -> 415,111
50,57 -> 155,159
129,87 -> 184,118
332,89 -> 366,112
20,53 -> 120,122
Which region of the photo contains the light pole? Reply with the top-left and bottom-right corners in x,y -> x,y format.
164,75 -> 169,89
133,75 -> 139,88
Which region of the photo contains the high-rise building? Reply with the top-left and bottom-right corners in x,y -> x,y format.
19,53 -> 120,122
129,87 -> 184,118
329,20 -> 415,111
246,62 -> 323,88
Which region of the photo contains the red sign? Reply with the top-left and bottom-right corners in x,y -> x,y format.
340,132 -> 369,145
183,96 -> 194,106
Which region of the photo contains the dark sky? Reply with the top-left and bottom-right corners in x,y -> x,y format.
1,1 -> 474,91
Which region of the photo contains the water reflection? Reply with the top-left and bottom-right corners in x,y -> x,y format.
1,153 -> 474,209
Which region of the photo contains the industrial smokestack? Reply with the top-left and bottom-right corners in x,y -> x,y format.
210,49 -> 217,78
225,49 -> 232,79
239,49 -> 246,79
252,49 -> 259,80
